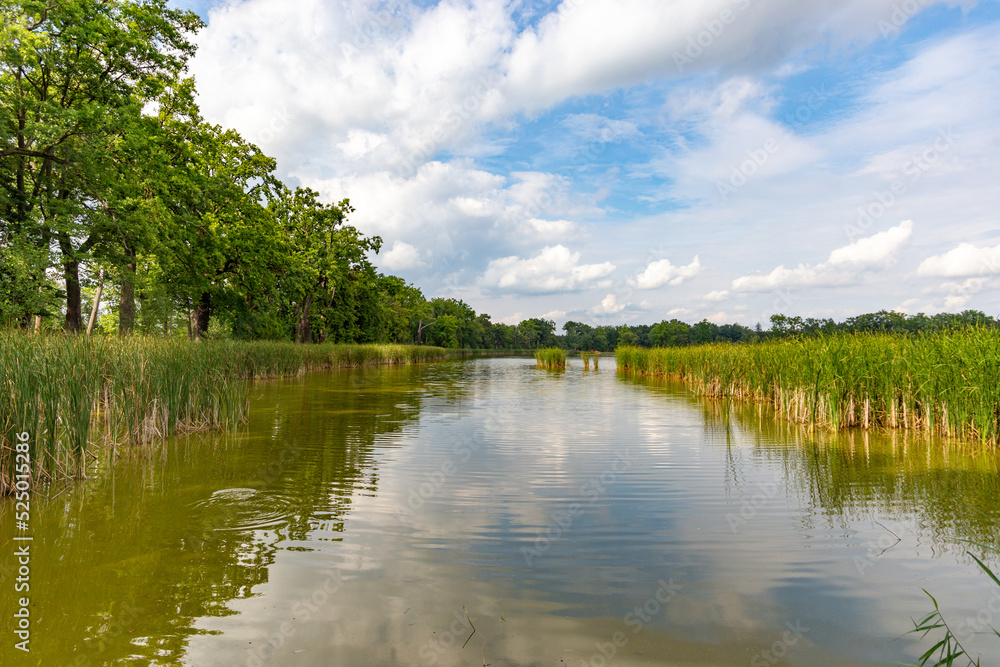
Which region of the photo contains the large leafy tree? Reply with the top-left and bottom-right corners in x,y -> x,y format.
268,188 -> 385,344
0,0 -> 202,331
154,118 -> 282,339
650,319 -> 691,347
373,274 -> 425,344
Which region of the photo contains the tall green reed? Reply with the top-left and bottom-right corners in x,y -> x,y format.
535,347 -> 567,370
905,545 -> 1000,666
0,334 -> 448,494
616,329 -> 1000,446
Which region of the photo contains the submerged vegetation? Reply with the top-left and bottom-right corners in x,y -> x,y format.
0,333 -> 445,495
616,329 -> 1000,446
535,347 -> 566,370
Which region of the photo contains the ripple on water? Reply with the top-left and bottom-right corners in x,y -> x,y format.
191,487 -> 293,532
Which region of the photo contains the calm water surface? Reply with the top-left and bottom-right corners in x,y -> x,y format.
2,358 -> 999,666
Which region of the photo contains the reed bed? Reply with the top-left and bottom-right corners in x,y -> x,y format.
0,334 -> 446,494
616,329 -> 1000,446
535,347 -> 567,370
580,351 -> 601,370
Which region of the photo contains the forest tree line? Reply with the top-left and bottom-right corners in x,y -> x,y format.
560,309 -> 1000,351
2,2 -> 996,351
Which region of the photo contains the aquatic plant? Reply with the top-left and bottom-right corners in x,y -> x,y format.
905,545 -> 1000,666
535,347 -> 567,370
0,333 -> 447,494
579,351 -> 602,371
616,329 -> 1000,446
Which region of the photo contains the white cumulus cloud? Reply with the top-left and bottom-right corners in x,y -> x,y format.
502,0 -> 959,112
704,290 -> 730,302
589,293 -> 629,316
381,241 -> 424,271
733,220 -> 914,291
479,245 -> 615,295
630,256 -> 702,290
917,242 -> 1000,278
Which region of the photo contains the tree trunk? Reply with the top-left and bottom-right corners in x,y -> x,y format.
296,294 -> 313,344
119,245 -> 136,334
194,292 -> 211,340
416,318 -> 435,345
62,256 -> 82,333
86,269 -> 105,337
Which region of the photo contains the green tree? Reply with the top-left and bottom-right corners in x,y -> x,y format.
268,188 -> 371,343
618,325 -> 639,347
0,0 -> 202,331
691,320 -> 717,345
650,319 -> 691,347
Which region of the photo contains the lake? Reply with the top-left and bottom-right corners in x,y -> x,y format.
2,357 -> 998,666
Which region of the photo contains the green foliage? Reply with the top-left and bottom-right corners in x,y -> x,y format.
580,350 -> 602,370
769,310 -> 999,338
562,320 -> 616,351
904,546 -> 1000,666
535,347 -> 566,370
0,331 -> 446,494
618,325 -> 640,347
617,329 -> 1000,446
0,0 -> 204,331
650,319 -> 691,347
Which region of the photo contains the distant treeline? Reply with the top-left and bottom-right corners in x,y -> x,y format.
558,309 -> 1000,351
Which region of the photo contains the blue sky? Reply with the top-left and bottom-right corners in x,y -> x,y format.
172,0 -> 1000,328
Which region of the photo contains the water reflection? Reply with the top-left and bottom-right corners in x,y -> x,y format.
0,364 -> 435,666
1,359 -> 998,667
623,373 -> 1000,556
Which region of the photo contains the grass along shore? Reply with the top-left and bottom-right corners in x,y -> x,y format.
616,329 -> 1000,446
0,334 -> 446,495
